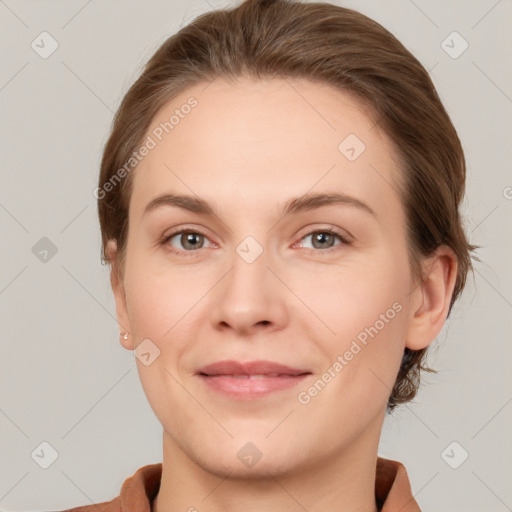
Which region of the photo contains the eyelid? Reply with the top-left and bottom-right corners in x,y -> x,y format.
297,224 -> 351,240
160,225 -> 217,254
292,225 -> 352,250
160,224 -> 352,254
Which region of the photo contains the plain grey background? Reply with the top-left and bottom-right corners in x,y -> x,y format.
1,0 -> 511,510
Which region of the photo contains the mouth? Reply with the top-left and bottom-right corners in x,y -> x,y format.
196,360 -> 312,399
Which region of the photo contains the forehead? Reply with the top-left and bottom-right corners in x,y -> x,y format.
130,77 -> 404,220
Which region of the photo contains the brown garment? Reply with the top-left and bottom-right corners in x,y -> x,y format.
60,457 -> 420,512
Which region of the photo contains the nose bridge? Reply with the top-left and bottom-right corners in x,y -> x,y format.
226,234 -> 271,307
210,233 -> 287,333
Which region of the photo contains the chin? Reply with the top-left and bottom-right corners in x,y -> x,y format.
181,432 -> 305,480
197,449 -> 302,481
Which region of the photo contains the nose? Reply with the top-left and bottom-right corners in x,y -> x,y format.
209,243 -> 289,336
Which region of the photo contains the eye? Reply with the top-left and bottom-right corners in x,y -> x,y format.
296,229 -> 349,251
161,230 -> 214,252
160,227 -> 350,255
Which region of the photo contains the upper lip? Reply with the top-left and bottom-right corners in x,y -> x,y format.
197,360 -> 311,376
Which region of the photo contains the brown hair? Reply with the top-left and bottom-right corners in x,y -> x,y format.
97,0 -> 475,410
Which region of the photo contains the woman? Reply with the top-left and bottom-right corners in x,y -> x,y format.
67,0 -> 474,510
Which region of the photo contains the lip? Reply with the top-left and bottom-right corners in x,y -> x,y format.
196,360 -> 312,400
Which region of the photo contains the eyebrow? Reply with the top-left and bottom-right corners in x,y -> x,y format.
143,192 -> 376,218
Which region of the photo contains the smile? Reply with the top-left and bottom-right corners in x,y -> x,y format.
196,360 -> 312,399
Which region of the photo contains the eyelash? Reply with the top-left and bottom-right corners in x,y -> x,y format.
159,226 -> 351,256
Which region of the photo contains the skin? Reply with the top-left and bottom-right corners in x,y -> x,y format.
108,77 -> 457,512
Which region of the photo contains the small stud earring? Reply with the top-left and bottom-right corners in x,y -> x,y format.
120,332 -> 129,341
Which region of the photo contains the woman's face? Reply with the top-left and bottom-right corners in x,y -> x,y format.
112,77 -> 420,477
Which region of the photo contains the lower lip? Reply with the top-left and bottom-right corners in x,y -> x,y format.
198,374 -> 310,399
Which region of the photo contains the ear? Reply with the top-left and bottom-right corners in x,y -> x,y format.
405,246 -> 458,351
107,239 -> 134,351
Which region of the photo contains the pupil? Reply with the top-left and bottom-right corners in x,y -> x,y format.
314,232 -> 332,248
183,233 -> 201,249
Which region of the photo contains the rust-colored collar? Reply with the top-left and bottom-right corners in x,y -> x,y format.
62,457 -> 420,511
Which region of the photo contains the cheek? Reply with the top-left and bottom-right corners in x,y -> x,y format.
122,262 -> 209,435
292,257 -> 409,399
124,258 -> 206,340
292,253 -> 409,339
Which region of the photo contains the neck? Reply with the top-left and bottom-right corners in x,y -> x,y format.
153,421 -> 382,512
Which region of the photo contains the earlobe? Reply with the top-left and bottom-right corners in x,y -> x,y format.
107,239 -> 134,351
405,246 -> 458,351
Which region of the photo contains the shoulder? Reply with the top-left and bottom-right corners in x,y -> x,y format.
54,496 -> 120,512
377,457 -> 421,512
52,463 -> 161,512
